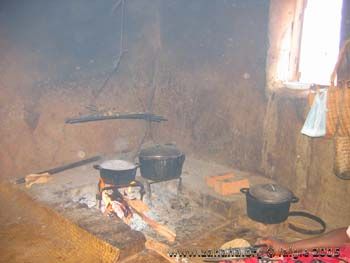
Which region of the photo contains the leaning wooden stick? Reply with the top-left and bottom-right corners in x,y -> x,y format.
15,155 -> 101,186
141,214 -> 176,243
126,200 -> 176,243
24,173 -> 52,188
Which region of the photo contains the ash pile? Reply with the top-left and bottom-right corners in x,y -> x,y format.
70,178 -> 198,243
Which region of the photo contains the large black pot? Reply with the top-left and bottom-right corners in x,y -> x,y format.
139,144 -> 185,181
93,160 -> 138,185
240,184 -> 299,224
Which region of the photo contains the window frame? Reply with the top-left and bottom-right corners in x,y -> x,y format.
287,0 -> 307,83
266,0 -> 345,93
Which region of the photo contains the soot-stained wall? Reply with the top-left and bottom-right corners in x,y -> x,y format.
2,0 -> 347,229
153,0 -> 270,172
0,0 -> 161,178
0,0 -> 270,179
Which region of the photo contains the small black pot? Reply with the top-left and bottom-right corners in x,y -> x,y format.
240,185 -> 299,224
93,160 -> 138,185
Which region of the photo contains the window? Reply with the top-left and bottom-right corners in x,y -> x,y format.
278,0 -> 343,87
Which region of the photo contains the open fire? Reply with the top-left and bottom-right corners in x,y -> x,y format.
96,177 -> 176,241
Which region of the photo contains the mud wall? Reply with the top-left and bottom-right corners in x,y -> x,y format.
262,0 -> 350,228
0,0 -> 161,178
1,0 -> 347,228
0,0 -> 270,179
152,0 -> 270,172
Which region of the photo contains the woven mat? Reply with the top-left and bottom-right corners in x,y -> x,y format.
0,181 -> 120,263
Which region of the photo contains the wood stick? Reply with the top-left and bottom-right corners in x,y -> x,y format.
127,199 -> 149,213
141,215 -> 176,243
65,113 -> 167,124
25,172 -> 52,188
126,200 -> 176,243
15,155 -> 101,185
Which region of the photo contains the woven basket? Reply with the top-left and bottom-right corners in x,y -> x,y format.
337,80 -> 350,136
333,40 -> 350,179
334,136 -> 350,180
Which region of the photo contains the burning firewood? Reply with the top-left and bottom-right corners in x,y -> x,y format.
98,178 -> 176,242
101,189 -> 133,223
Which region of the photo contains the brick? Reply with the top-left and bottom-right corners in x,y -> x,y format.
214,178 -> 249,196
206,172 -> 235,188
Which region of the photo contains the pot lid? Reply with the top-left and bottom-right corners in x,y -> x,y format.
249,184 -> 293,204
139,144 -> 183,159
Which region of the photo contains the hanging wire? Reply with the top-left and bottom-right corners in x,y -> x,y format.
92,0 -> 127,101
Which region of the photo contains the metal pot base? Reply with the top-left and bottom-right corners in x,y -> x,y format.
139,155 -> 185,181
240,186 -> 298,225
245,195 -> 291,224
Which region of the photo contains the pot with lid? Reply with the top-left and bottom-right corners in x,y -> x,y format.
240,184 -> 299,224
138,144 -> 185,181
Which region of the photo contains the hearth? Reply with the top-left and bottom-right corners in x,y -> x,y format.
96,178 -> 145,207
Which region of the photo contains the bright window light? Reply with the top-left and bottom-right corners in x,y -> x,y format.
299,0 -> 343,85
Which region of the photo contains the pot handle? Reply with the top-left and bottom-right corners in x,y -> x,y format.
240,188 -> 249,194
291,196 -> 299,203
93,164 -> 101,170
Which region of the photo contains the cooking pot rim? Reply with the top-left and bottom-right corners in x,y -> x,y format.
97,160 -> 137,171
240,185 -> 298,204
139,144 -> 184,159
139,153 -> 184,160
248,191 -> 293,204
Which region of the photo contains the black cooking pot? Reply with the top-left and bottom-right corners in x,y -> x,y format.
240,184 -> 299,224
93,160 -> 138,185
138,144 -> 185,181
